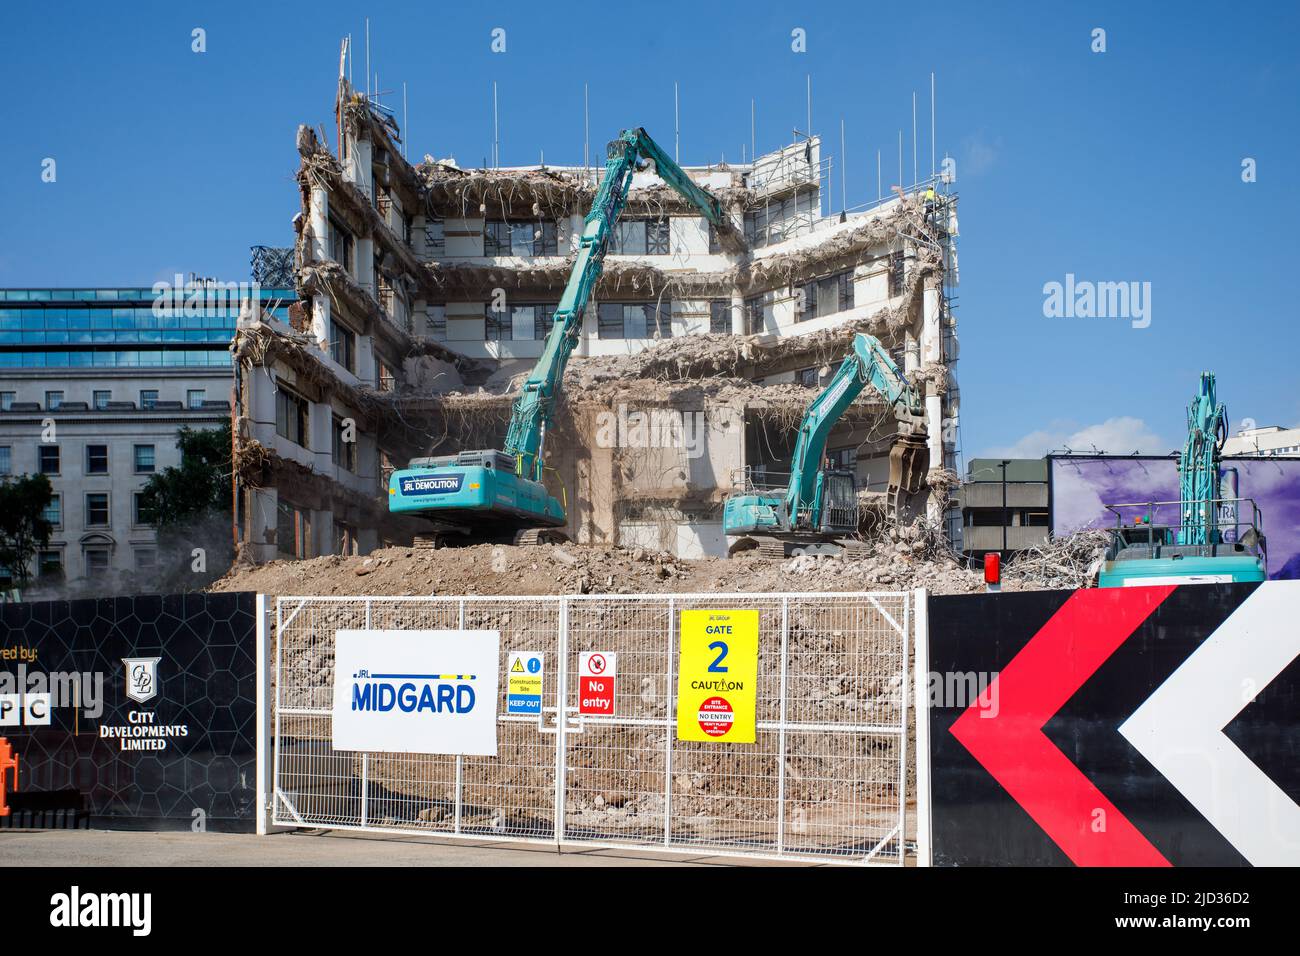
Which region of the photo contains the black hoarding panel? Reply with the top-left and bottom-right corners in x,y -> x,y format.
926,582 -> 1300,866
0,592 -> 258,831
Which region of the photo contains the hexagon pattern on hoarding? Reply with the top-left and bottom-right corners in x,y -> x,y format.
0,592 -> 258,830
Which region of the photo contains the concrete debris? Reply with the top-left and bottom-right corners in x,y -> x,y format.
1004,529 -> 1111,590
214,516 -> 1104,599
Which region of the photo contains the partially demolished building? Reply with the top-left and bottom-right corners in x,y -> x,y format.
233,77 -> 961,562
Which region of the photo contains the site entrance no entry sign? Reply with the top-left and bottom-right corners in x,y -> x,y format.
578,652 -> 616,715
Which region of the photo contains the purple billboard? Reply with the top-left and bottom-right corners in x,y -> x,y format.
1049,455 -> 1300,579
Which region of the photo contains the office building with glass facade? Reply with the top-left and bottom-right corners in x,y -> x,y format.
0,285 -> 294,590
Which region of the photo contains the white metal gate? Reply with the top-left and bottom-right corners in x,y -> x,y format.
272,592 -> 911,864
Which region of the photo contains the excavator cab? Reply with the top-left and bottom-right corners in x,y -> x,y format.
815,469 -> 860,535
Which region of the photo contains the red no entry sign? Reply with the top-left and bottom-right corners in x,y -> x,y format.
578,652 -> 616,716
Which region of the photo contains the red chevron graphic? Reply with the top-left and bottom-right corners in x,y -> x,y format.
950,586 -> 1176,866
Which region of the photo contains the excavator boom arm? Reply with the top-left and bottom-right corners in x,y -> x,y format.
1178,372 -> 1227,545
502,128 -> 730,481
783,333 -> 926,521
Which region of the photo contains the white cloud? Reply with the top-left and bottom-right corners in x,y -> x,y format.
982,416 -> 1175,459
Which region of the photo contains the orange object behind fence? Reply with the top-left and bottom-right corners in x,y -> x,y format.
0,737 -> 17,817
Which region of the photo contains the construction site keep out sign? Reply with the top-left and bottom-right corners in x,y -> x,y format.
676,610 -> 759,744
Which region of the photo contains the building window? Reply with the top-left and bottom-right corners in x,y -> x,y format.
0,445 -> 9,476
800,271 -> 854,321
187,389 -> 205,409
332,416 -> 356,473
887,252 -> 904,297
329,218 -> 355,274
0,392 -> 14,410
597,302 -> 672,339
39,445 -> 59,475
93,390 -> 111,410
140,389 -> 159,409
425,304 -> 447,339
45,390 -> 64,410
134,444 -> 155,473
86,444 -> 109,474
38,550 -> 63,579
486,303 -> 557,342
85,493 -> 110,527
134,548 -> 157,571
84,547 -> 111,578
797,367 -> 819,387
708,222 -> 722,254
275,386 -> 309,447
611,218 -> 670,256
827,446 -> 857,471
330,320 -> 356,372
334,521 -> 359,557
376,361 -> 395,393
709,300 -> 731,334
485,219 -> 558,257
743,294 -> 768,335
42,495 -> 60,528
276,501 -> 310,559
133,493 -> 156,526
424,220 -> 445,257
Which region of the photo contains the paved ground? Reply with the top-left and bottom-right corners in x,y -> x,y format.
0,828 -> 805,866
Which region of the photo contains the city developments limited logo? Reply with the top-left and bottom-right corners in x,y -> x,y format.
100,657 -> 188,751
123,657 -> 160,704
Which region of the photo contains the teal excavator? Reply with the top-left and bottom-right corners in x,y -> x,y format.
1098,372 -> 1267,586
388,128 -> 732,544
722,333 -> 930,557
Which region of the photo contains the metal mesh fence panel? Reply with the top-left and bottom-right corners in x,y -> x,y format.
273,593 -> 908,863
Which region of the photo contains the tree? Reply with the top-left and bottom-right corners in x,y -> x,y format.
139,422 -> 232,527
0,474 -> 55,591
136,422 -> 234,591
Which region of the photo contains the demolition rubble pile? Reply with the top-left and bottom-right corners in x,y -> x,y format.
213,524 -> 1117,600
1002,528 -> 1110,589
213,532 -> 984,599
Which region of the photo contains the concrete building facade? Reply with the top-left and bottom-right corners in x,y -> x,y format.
959,458 -> 1050,556
1223,425 -> 1300,458
234,74 -> 962,561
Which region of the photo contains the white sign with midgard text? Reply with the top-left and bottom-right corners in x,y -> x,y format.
331,630 -> 500,756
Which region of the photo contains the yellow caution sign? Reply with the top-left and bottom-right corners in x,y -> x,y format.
676,609 -> 759,744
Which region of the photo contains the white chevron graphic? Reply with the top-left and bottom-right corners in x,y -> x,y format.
1120,581 -> 1300,866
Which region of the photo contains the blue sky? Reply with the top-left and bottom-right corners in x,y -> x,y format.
1,1 -> 1297,461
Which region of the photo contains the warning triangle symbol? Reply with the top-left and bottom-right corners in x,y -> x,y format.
511,658 -> 525,673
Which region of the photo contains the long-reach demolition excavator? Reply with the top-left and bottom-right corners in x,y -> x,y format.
1097,372 -> 1267,586
388,127 -> 733,545
722,332 -> 930,558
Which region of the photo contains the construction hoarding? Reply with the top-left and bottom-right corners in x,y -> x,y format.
0,592 -> 260,831
924,582 -> 1300,866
